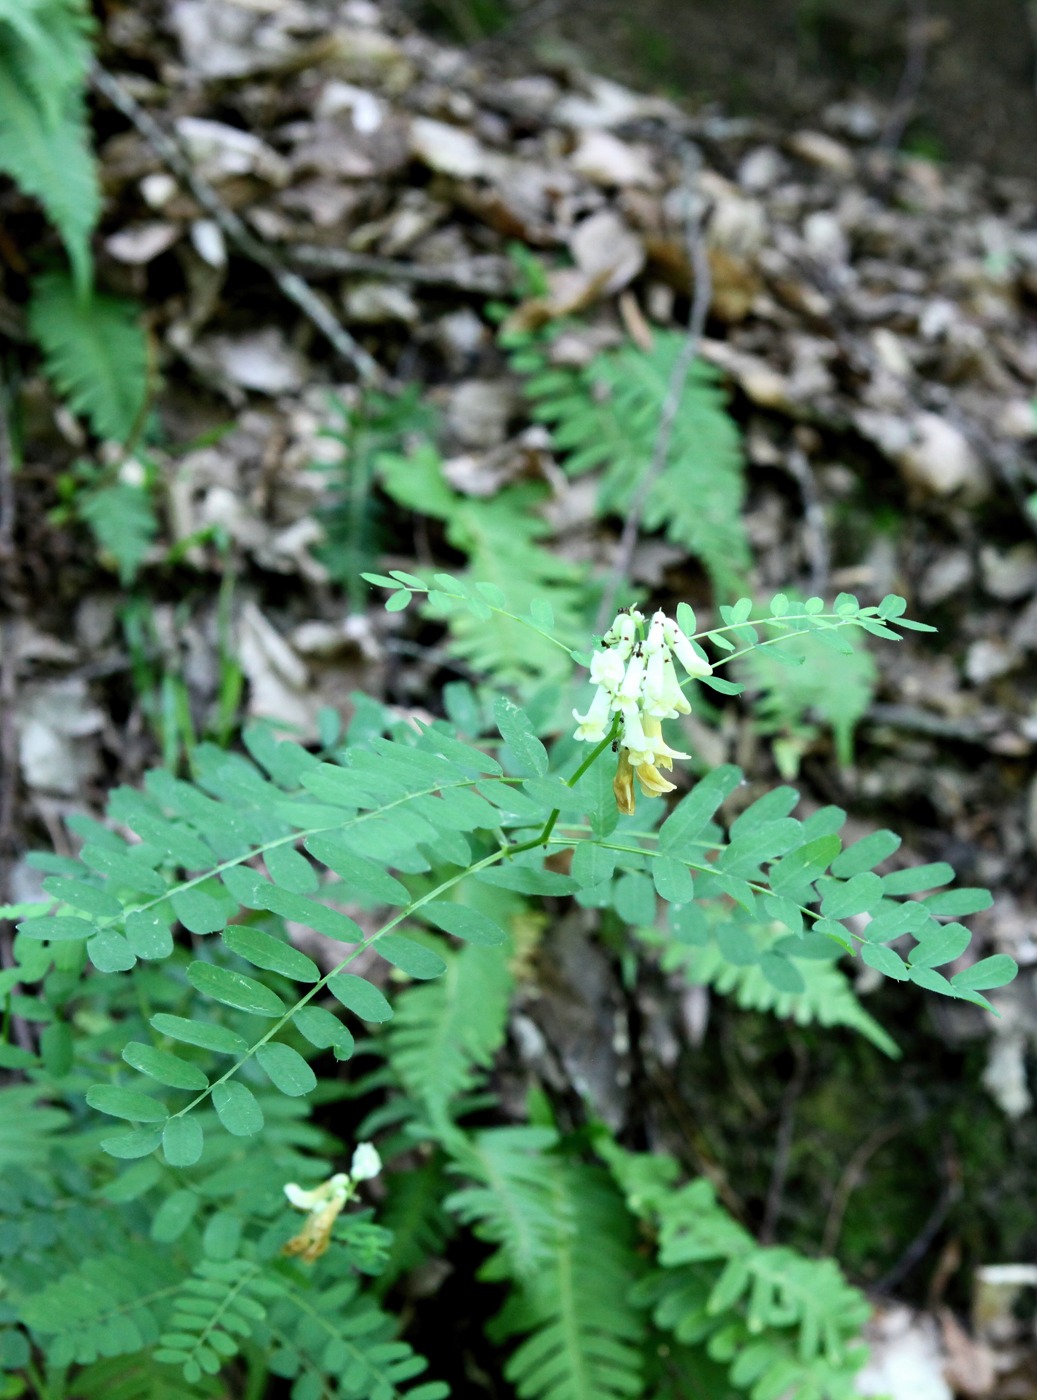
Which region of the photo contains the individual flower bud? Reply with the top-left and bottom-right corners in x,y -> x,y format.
572,684 -> 614,743
644,610 -> 667,654
619,703 -> 653,765
282,1173 -> 353,1263
663,618 -> 712,678
350,1142 -> 382,1182
589,646 -> 627,692
616,650 -> 647,707
602,612 -> 638,658
641,648 -> 692,718
641,715 -> 691,770
633,761 -> 677,798
613,749 -> 636,816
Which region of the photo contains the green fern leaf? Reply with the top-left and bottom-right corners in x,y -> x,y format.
0,8 -> 98,289
485,1160 -> 646,1400
517,330 -> 750,598
28,273 -> 149,441
386,940 -> 513,1123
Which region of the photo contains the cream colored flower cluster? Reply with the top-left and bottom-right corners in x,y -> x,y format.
572,608 -> 712,812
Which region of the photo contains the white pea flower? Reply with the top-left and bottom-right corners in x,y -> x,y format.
616,650 -> 647,707
350,1142 -> 382,1182
572,683 -> 614,742
572,602 -> 712,813
282,1172 -> 353,1263
641,648 -> 691,719
664,618 -> 713,678
589,646 -> 627,693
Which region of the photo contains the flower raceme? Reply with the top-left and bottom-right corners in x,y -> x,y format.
572,607 -> 712,813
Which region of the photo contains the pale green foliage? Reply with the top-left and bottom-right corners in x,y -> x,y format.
377,445 -> 593,684
29,273 -> 150,443
1,583 -> 1014,1397
313,386 -> 436,605
739,617 -> 877,776
510,328 -> 750,597
0,0 -> 98,291
607,1145 -> 870,1400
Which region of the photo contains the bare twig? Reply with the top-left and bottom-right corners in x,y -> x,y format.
89,65 -> 388,388
782,445 -> 830,597
760,1039 -> 808,1244
0,369 -> 13,561
877,0 -> 931,155
875,1143 -> 962,1293
596,143 -> 712,629
823,1120 -> 903,1256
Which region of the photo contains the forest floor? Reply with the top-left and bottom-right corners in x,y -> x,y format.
3,0 -> 1037,1395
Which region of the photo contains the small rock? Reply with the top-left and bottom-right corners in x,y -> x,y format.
980,543 -> 1037,600
786,129 -> 855,176
737,146 -> 784,192
964,639 -> 1015,685
896,413 -> 989,499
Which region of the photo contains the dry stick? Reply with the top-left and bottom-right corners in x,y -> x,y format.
783,445 -> 830,597
759,1039 -> 808,1245
596,143 -> 712,631
89,65 -> 388,389
877,0 -> 930,155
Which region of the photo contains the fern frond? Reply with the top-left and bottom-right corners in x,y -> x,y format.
19,1245 -> 180,1366
516,330 -> 750,598
649,923 -> 899,1057
66,1353 -> 224,1400
740,620 -> 877,775
605,1147 -> 870,1400
445,1126 -> 565,1282
267,1270 -> 449,1399
28,274 -> 149,441
485,1160 -> 646,1400
377,445 -> 595,684
154,1258 -> 284,1383
385,939 -> 513,1125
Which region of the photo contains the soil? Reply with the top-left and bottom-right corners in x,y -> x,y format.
483,0 -> 1037,178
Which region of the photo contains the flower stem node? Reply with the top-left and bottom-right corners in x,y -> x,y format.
573,604 -> 710,812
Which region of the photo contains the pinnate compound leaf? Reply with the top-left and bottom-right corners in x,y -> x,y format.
908,923 -> 972,969
951,955 -> 1018,992
264,843 -> 319,894
18,914 -> 96,941
171,887 -> 228,935
221,925 -> 320,982
122,1042 -> 209,1091
293,1005 -> 355,1058
423,901 -> 508,946
658,765 -> 742,853
186,963 -> 285,1017
150,1014 -> 248,1055
493,697 -> 548,775
125,909 -> 174,959
87,1084 -> 168,1122
860,944 -> 908,980
163,1116 -> 204,1168
304,835 -> 410,904
257,884 -> 364,943
882,862 -> 954,895
256,1042 -> 317,1096
212,1081 -> 264,1136
377,934 -> 447,980
329,973 -> 393,1022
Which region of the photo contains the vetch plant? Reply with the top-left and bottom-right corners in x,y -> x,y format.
0,575 -> 1017,1400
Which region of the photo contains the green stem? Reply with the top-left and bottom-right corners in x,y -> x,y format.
507,719 -> 621,857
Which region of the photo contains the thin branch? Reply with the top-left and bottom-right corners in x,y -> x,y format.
760,1038 -> 808,1244
596,143 -> 712,629
877,0 -> 931,155
89,65 -> 388,388
782,445 -> 830,597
